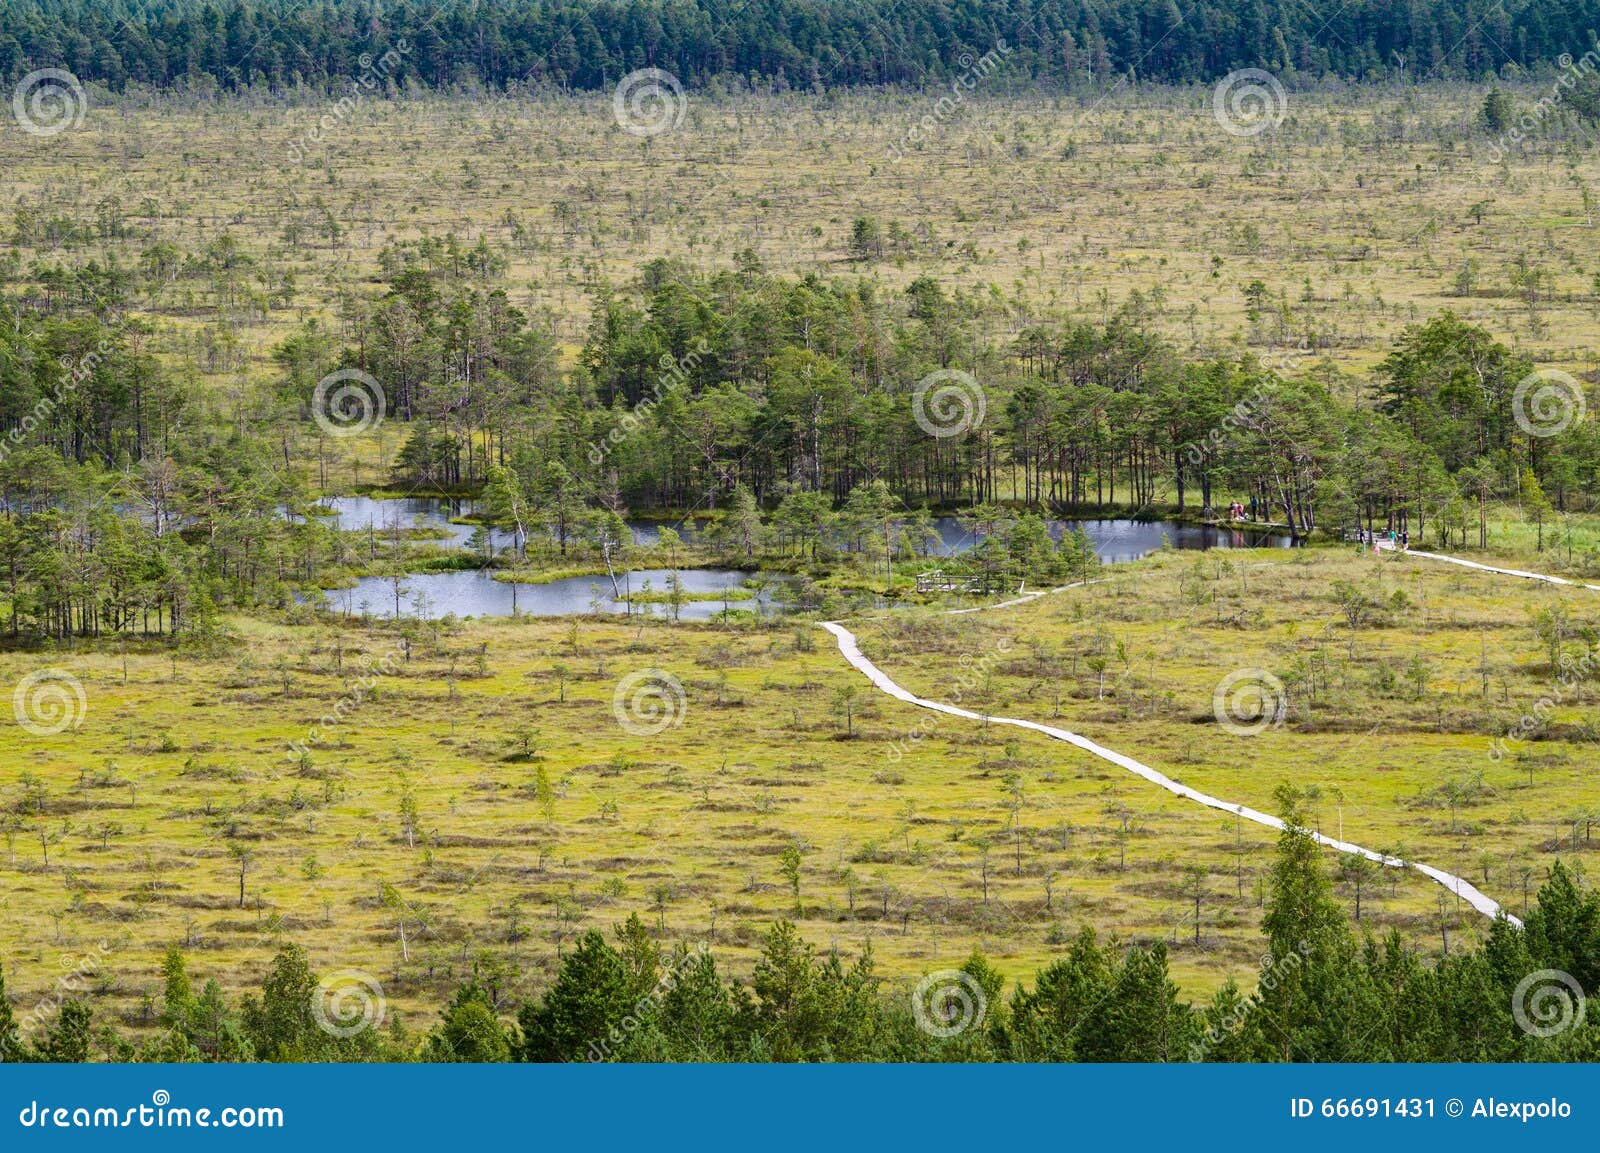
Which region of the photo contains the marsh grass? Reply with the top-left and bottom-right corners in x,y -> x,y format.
8,545 -> 1588,1035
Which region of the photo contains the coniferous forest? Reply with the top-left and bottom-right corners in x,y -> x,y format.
4,0 -> 1600,94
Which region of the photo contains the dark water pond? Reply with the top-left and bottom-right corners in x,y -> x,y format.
304,498 -> 1291,619
310,567 -> 790,621
922,516 -> 1293,562
317,496 -> 699,551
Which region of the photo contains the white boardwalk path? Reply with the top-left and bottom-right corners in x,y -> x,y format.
1376,539 -> 1600,591
821,574 -> 1518,927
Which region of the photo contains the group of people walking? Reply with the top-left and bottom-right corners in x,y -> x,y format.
1355,527 -> 1408,550
1209,503 -> 1412,550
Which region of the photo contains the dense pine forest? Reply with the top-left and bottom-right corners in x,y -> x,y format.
4,0 -> 1600,93
4,802 -> 1597,1062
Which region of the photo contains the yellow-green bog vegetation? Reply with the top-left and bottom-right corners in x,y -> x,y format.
5,76 -> 1600,1050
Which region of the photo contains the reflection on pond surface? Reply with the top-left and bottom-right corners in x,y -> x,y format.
305,497 -> 1293,619
311,568 -> 791,621
316,496 -> 683,550
318,498 -> 1291,556
922,516 -> 1293,561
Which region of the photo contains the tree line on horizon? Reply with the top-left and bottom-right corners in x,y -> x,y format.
1,793 -> 1595,1063
3,0 -> 1598,95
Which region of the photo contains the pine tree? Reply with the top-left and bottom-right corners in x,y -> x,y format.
516,930 -> 632,1062
425,982 -> 513,1062
615,913 -> 661,1004
1255,786 -> 1378,1060
241,944 -> 323,1061
1524,860 -> 1600,992
1191,979 -> 1265,1062
191,979 -> 253,1062
1480,89 -> 1515,134
1003,927 -> 1113,1061
748,920 -> 825,1061
36,1000 -> 93,1063
1095,943 -> 1195,1061
0,962 -> 21,1062
646,948 -> 735,1061
160,945 -> 196,1036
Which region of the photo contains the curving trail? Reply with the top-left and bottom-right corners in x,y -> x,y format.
1376,540 -> 1600,591
821,574 -> 1519,927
